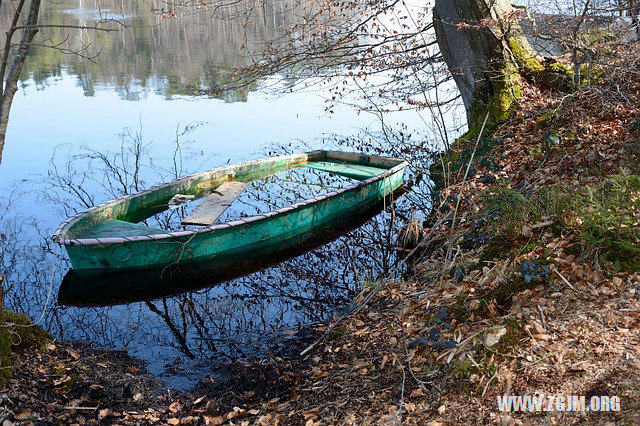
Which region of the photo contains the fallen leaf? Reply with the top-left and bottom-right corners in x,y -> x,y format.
381,354 -> 389,369
168,401 -> 182,413
203,414 -> 224,425
410,388 -> 426,398
303,408 -> 319,420
15,408 -> 32,420
99,408 -> 113,419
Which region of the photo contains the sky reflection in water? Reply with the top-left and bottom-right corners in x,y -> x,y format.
0,0 -> 437,389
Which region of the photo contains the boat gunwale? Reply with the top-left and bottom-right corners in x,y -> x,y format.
53,151 -> 408,247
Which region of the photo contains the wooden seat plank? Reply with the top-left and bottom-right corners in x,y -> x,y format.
181,181 -> 249,226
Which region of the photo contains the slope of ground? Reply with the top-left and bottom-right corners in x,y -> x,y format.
2,43 -> 640,426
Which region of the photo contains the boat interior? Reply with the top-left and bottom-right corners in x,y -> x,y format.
60,151 -> 404,241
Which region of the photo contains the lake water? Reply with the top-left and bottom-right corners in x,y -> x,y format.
0,0 -> 461,388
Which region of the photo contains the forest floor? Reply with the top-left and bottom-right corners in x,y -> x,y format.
2,48 -> 640,426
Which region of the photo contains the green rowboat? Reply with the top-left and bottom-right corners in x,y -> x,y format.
53,150 -> 407,277
57,190 -> 404,306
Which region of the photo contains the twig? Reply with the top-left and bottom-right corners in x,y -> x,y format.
517,350 -> 562,371
538,305 -> 550,330
552,266 -> 576,290
530,220 -> 554,230
300,281 -> 383,356
396,366 -> 406,420
59,406 -> 98,410
482,372 -> 497,397
443,111 -> 491,272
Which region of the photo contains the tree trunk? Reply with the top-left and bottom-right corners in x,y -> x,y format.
0,0 -> 41,164
433,0 -> 522,132
433,0 -> 573,134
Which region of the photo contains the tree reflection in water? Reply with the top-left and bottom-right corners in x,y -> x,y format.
0,125 -> 432,388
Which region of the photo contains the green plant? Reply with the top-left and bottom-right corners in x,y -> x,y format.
490,318 -> 527,355
536,188 -> 578,228
480,184 -> 579,240
579,174 -> 640,272
480,186 -> 537,239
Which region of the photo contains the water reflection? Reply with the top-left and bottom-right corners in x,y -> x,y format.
0,134 -> 418,388
58,187 -> 405,307
5,0 -> 312,101
0,0 -> 437,388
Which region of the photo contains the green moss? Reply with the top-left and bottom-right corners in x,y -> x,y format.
326,327 -> 347,340
508,37 -> 577,92
451,352 -> 497,394
0,310 -> 53,386
479,237 -> 515,264
0,327 -> 12,386
491,275 -> 530,310
469,63 -> 522,129
519,241 -> 543,255
535,109 -> 558,130
578,63 -> 605,85
508,37 -> 544,74
432,44 -> 527,183
452,357 -> 495,380
489,318 -> 527,355
546,62 -> 573,75
450,291 -> 472,323
2,310 -> 52,349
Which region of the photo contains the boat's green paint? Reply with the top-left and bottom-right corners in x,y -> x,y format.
54,150 -> 407,276
84,219 -> 165,238
58,189 -> 406,307
305,161 -> 388,180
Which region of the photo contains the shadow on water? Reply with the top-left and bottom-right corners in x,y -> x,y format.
58,188 -> 406,307
0,130 -> 428,388
0,0 -> 442,389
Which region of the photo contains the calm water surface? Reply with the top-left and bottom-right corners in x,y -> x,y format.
0,0 -> 446,388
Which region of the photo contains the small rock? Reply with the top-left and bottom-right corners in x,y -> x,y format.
485,327 -> 507,348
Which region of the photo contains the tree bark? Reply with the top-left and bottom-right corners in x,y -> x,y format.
433,0 -> 521,131
433,0 -> 574,134
0,0 -> 41,164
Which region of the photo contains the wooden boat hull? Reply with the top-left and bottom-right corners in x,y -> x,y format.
54,150 -> 407,277
58,188 -> 405,306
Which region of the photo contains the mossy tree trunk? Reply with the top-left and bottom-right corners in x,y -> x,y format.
433,0 -> 574,134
